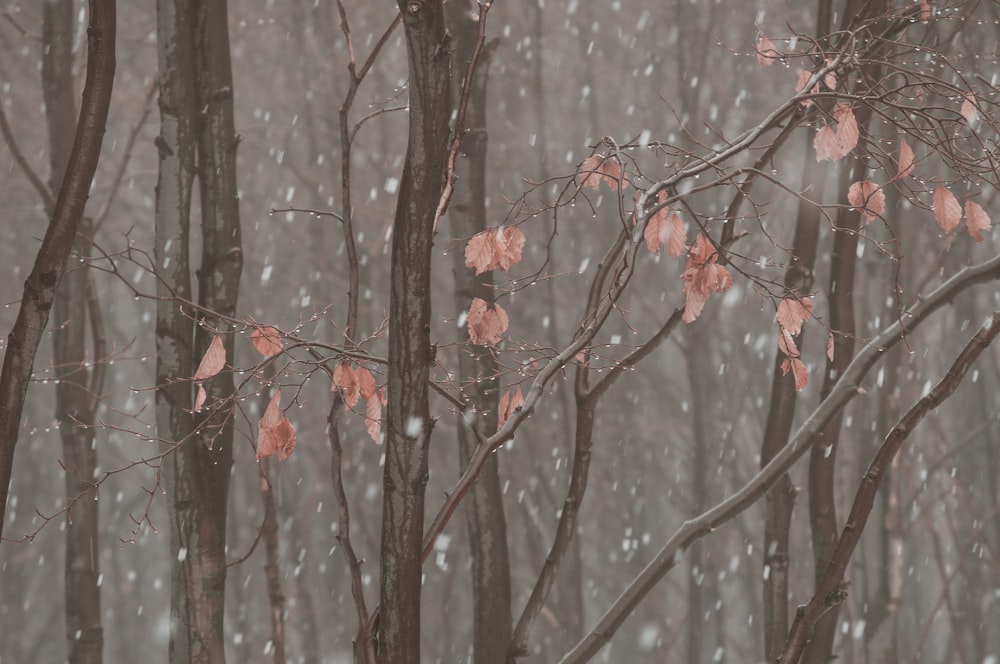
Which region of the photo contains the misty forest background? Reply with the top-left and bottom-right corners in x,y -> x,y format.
2,1 -> 1000,663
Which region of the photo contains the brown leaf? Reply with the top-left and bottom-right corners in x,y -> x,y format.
965,200 -> 991,242
960,92 -> 978,124
497,385 -> 524,430
193,384 -> 207,412
919,0 -> 932,21
645,207 -> 686,257
794,69 -> 815,107
356,366 -> 377,401
757,34 -> 779,66
332,362 -> 360,408
193,334 -> 226,381
681,234 -> 733,323
780,357 -> 809,391
465,226 -> 526,274
776,296 -> 814,336
257,389 -> 296,461
847,181 -> 885,224
251,325 -> 283,357
365,391 -> 384,444
933,185 -> 962,233
579,154 -> 625,190
827,333 -> 835,361
813,125 -> 838,162
897,139 -> 915,179
814,104 -> 860,161
467,298 -> 509,346
778,328 -> 800,359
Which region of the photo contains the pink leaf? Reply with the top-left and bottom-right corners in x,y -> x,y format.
757,34 -> 779,66
965,200 -> 991,242
251,325 -> 283,357
827,333 -> 835,361
356,366 -> 378,401
933,185 -> 962,233
897,139 -> 915,179
365,391 -> 384,444
257,390 -> 296,461
680,234 -> 732,323
960,93 -> 978,124
781,357 -> 809,391
194,335 -> 226,381
467,298 -> 509,346
847,181 -> 885,224
332,362 -> 360,408
193,384 -> 207,412
776,296 -> 814,336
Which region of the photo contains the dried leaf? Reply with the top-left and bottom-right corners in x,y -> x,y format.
847,181 -> 885,224
776,296 -> 814,336
467,297 -> 509,346
645,208 -> 686,257
497,385 -> 524,430
778,328 -> 800,359
897,139 -> 915,179
579,154 -> 625,190
365,391 -> 384,444
794,69 -> 815,107
757,34 -> 779,66
919,0 -> 932,21
681,233 -> 733,323
194,384 -> 207,412
356,366 -> 377,401
833,104 -> 859,158
965,200 -> 991,242
332,362 -> 360,408
257,389 -> 296,461
465,226 -> 526,274
933,185 -> 962,233
827,333 -> 835,362
251,325 -> 283,357
194,335 -> 226,381
780,357 -> 809,391
960,93 -> 978,124
813,125 -> 838,162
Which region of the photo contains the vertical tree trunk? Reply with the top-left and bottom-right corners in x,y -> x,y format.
444,5 -> 511,663
0,0 -> 115,539
44,1 -> 105,661
157,1 -> 242,661
379,2 -> 451,662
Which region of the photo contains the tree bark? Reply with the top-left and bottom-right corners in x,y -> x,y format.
0,0 -> 116,538
444,4 -> 511,664
157,1 -> 242,661
44,1 -> 106,661
379,2 -> 451,662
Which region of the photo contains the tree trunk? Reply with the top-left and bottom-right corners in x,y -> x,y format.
444,5 -> 511,664
157,1 -> 242,661
0,0 -> 116,539
379,2 -> 451,662
44,1 -> 105,661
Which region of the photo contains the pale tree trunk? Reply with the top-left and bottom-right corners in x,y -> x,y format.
156,0 -> 242,662
0,0 -> 115,539
379,1 -> 451,662
444,4 -> 511,663
44,0 -> 105,661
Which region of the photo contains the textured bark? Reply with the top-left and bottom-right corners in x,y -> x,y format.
44,1 -> 105,661
0,0 -> 115,538
378,2 -> 451,662
157,0 -> 243,661
444,4 -> 512,664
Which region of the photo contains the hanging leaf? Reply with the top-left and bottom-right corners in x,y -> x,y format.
497,385 -> 525,430
680,233 -> 733,323
827,333 -> 835,361
757,34 -> 779,66
965,200 -> 991,242
251,325 -> 283,357
332,361 -> 360,408
257,389 -> 297,461
365,389 -> 384,444
780,357 -> 809,391
578,154 -> 626,190
960,92 -> 978,124
794,68 -> 815,107
356,366 -> 378,401
776,296 -> 814,336
645,206 -> 686,257
896,139 -> 915,179
933,185 -> 962,233
193,384 -> 208,412
847,181 -> 885,224
467,297 -> 509,346
194,335 -> 226,381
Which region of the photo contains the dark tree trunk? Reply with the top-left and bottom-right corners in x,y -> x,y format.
157,1 -> 242,661
0,0 -> 116,539
378,2 -> 451,662
444,4 -> 512,664
44,1 -> 105,661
